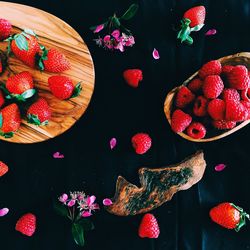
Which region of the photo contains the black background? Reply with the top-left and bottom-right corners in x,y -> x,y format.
0,0 -> 250,249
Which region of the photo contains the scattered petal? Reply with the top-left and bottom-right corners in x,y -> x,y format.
0,208 -> 9,217
103,198 -> 113,206
205,29 -> 217,36
93,24 -> 104,33
110,138 -> 117,150
53,152 -> 64,159
152,48 -> 160,60
215,164 -> 226,172
82,211 -> 92,217
59,193 -> 68,203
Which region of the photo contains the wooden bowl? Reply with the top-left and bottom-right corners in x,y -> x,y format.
164,52 -> 250,142
0,2 -> 95,143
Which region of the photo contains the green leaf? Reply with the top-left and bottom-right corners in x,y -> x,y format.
72,223 -> 85,247
121,4 -> 139,20
24,28 -> 37,37
15,34 -> 28,51
0,113 -> 2,128
21,89 -> 36,99
27,114 -> 41,126
190,24 -> 204,32
112,17 -> 121,28
78,219 -> 95,231
0,131 -> 14,138
53,200 -> 69,218
71,83 -> 82,98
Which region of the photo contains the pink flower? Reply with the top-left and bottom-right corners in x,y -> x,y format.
111,29 -> 120,40
93,24 -> 104,33
125,36 -> 135,47
59,193 -> 68,204
0,208 -> 9,217
215,164 -> 226,172
110,138 -> 117,150
103,35 -> 113,49
103,198 -> 113,206
67,199 -> 76,207
114,42 -> 124,52
152,48 -> 160,59
82,211 -> 92,217
86,195 -> 96,206
53,152 -> 64,159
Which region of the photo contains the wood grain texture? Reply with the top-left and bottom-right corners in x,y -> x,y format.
164,52 -> 250,142
0,2 -> 95,143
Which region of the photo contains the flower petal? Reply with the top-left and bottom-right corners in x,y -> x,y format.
152,48 -> 160,60
67,199 -> 76,207
53,152 -> 64,159
93,24 -> 104,33
111,29 -> 120,40
215,164 -> 226,172
205,29 -> 217,36
103,198 -> 113,206
59,193 -> 68,203
82,211 -> 92,217
87,195 -> 96,206
0,208 -> 9,217
110,138 -> 117,150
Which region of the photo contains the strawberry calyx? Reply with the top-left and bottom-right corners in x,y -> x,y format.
177,18 -> 204,45
5,88 -> 36,102
0,113 -> 14,138
27,114 -> 48,126
230,203 -> 250,232
37,45 -> 48,71
71,82 -> 82,98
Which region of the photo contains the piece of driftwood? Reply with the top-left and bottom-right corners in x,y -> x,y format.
106,151 -> 206,216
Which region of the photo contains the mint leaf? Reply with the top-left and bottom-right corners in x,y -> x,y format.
121,4 -> 139,20
72,223 -> 85,247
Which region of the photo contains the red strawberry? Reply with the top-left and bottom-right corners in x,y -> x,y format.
209,202 -> 249,231
138,213 -> 160,238
221,65 -> 234,76
39,47 -> 71,72
188,78 -> 203,93
27,98 -> 51,126
203,75 -> 224,99
186,122 -> 206,139
6,71 -> 35,101
0,18 -> 11,41
225,100 -> 248,122
131,133 -> 152,155
0,90 -> 5,108
123,69 -> 143,88
193,96 -> 208,117
207,99 -> 226,120
177,6 -> 206,45
9,30 -> 40,68
48,76 -> 82,100
171,109 -> 192,133
222,88 -> 240,103
175,86 -> 195,108
15,213 -> 36,236
0,103 -> 21,137
199,60 -> 222,79
212,120 -> 236,130
228,65 -> 250,90
0,161 -> 8,177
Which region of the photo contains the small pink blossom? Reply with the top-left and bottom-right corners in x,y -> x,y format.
82,211 -> 92,217
152,48 -> 160,60
93,24 -> 104,33
0,208 -> 9,217
103,198 -> 113,206
125,36 -> 135,47
103,35 -> 113,49
215,164 -> 226,172
114,42 -> 124,52
111,29 -> 120,40
205,29 -> 217,36
87,195 -> 96,206
53,152 -> 64,159
67,200 -> 76,207
59,193 -> 68,204
110,138 -> 117,150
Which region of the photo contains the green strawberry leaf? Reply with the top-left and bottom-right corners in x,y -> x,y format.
27,114 -> 41,126
121,4 -> 139,20
23,29 -> 37,37
78,219 -> 95,231
53,200 -> 69,218
37,46 -> 48,71
15,34 -> 28,51
72,223 -> 85,247
21,89 -> 36,99
71,82 -> 82,98
0,113 -> 2,129
0,131 -> 14,138
190,24 -> 204,32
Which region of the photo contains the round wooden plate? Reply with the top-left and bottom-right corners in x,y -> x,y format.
0,2 -> 95,143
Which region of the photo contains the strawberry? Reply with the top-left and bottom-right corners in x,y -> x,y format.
171,109 -> 192,133
199,60 -> 222,79
0,103 -> 21,137
203,75 -> 224,99
209,202 -> 249,232
177,6 -> 206,45
175,86 -> 195,108
0,161 -> 8,177
27,98 -> 51,126
0,18 -> 11,41
131,133 -> 152,155
212,120 -> 236,130
38,47 -> 71,72
225,100 -> 248,122
186,122 -> 206,139
15,213 -> 36,237
0,90 -> 5,108
188,78 -> 203,93
138,213 -> 160,238
48,76 -> 82,100
228,65 -> 250,90
7,29 -> 40,68
123,69 -> 143,88
207,99 -> 226,120
193,95 -> 208,117
5,71 -> 35,101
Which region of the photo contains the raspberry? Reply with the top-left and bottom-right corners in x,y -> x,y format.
193,96 -> 208,117
212,120 -> 237,130
171,109 -> 192,133
221,65 -> 234,76
241,100 -> 250,119
225,100 -> 248,122
203,75 -> 224,99
131,133 -> 152,155
175,86 -> 195,108
228,65 -> 250,90
207,99 -> 226,120
186,122 -> 206,139
123,69 -> 143,88
15,213 -> 36,237
0,161 -> 8,177
199,60 -> 222,79
138,213 -> 160,239
222,88 -> 240,103
188,78 -> 203,93
241,88 -> 250,102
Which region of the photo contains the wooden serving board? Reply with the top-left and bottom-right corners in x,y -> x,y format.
0,2 -> 95,143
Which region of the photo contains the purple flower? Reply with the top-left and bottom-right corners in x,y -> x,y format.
0,208 -> 9,217
67,200 -> 76,207
59,193 -> 68,204
93,24 -> 104,33
111,29 -> 120,40
103,198 -> 113,206
82,211 -> 92,217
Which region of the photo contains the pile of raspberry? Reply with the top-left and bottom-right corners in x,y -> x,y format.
171,60 -> 250,139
